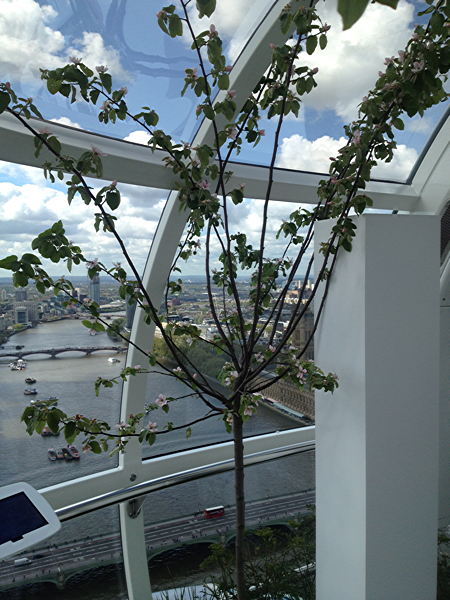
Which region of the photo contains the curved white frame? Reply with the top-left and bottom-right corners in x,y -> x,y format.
0,0 -> 448,595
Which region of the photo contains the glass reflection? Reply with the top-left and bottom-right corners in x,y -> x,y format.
143,451 -> 315,594
0,505 -> 126,600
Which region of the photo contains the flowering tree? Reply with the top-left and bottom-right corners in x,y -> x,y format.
0,0 -> 448,597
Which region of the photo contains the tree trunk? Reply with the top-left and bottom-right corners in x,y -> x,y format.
233,411 -> 246,599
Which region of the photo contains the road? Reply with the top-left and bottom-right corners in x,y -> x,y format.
0,490 -> 315,590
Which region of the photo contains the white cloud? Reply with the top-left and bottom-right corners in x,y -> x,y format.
50,117 -> 81,129
0,0 -> 127,84
66,32 -> 128,81
0,0 -> 64,81
277,134 -> 418,181
296,0 -> 415,122
123,131 -> 151,145
408,116 -> 433,134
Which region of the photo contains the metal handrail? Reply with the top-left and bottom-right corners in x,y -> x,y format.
55,439 -> 315,521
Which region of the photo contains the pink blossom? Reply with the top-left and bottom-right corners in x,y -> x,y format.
268,345 -> 276,352
110,180 -> 118,187
38,128 -> 51,135
411,60 -> 424,73
244,406 -> 255,417
310,67 -> 319,75
269,43 -> 277,49
322,23 -> 331,32
398,50 -> 406,63
96,65 -> 108,74
69,56 -> 82,65
384,56 -> 395,65
227,126 -> 237,140
91,146 -> 107,157
116,421 -> 128,430
351,129 -> 361,145
225,413 -> 233,425
224,65 -> 232,72
101,100 -> 111,111
227,89 -> 237,99
411,32 -> 420,40
119,86 -> 128,95
209,24 -> 217,36
378,71 -> 385,78
200,180 -> 209,189
146,421 -> 158,432
196,105 -> 203,116
258,129 -> 265,136
156,10 -> 164,19
133,364 -> 142,370
26,97 -> 33,103
155,394 -> 168,407
86,258 -> 99,268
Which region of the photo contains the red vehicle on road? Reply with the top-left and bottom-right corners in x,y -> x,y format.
203,505 -> 225,519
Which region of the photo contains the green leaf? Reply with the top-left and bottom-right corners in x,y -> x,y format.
230,188 -> 244,205
186,427 -> 192,439
337,0 -> 369,30
306,36 -> 318,55
47,410 -> 60,433
319,34 -> 327,50
196,0 -> 216,18
0,254 -> 18,269
168,14 -> 183,37
0,91 -> 10,113
21,253 -> 41,264
217,74 -> 229,90
89,440 -> 102,454
376,0 -> 399,7
47,135 -> 61,155
99,73 -> 112,93
47,78 -> 62,95
64,421 -> 77,443
392,117 -> 404,130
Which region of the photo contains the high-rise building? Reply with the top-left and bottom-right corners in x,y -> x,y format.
88,273 -> 101,305
15,289 -> 27,301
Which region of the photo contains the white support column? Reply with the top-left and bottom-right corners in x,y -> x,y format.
314,214 -> 439,600
119,505 -> 152,600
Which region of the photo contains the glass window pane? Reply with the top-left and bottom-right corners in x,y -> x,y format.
143,450 -> 315,595
0,505 -> 126,600
0,161 -> 169,485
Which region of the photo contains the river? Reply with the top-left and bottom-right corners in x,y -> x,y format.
0,319 -> 315,598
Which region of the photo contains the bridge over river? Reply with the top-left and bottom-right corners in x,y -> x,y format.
0,490 -> 315,592
0,346 -> 127,360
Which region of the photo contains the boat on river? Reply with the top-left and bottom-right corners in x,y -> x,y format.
67,444 -> 80,459
55,448 -> 64,460
61,447 -> 74,460
24,388 -> 38,395
41,425 -> 59,437
47,448 -> 57,461
10,359 -> 27,370
25,377 -> 36,384
107,357 -> 120,363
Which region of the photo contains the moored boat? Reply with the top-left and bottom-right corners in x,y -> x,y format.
55,448 -> 64,460
107,357 -> 120,363
40,425 -> 60,437
25,377 -> 36,384
24,388 -> 38,395
67,444 -> 80,459
61,447 -> 74,460
47,448 -> 57,461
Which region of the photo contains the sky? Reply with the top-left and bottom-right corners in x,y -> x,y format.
0,0 -> 446,279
